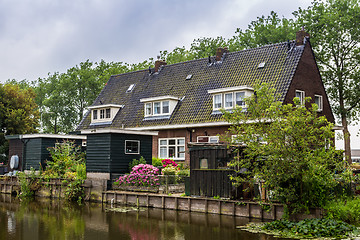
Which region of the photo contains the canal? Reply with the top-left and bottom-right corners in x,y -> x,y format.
0,194 -> 290,240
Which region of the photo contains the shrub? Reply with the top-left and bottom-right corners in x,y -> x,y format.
116,164 -> 160,187
162,166 -> 178,175
325,197 -> 360,226
152,157 -> 163,167
129,156 -> 146,172
162,159 -> 177,168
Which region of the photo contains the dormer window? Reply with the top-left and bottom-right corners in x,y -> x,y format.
89,104 -> 124,125
314,95 -> 323,111
140,96 -> 180,119
208,86 -> 254,112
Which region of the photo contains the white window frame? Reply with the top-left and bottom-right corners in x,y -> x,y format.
314,95 -> 323,112
197,136 -> 219,143
213,94 -> 223,110
145,103 -> 152,116
92,110 -> 98,120
100,109 -> 105,119
295,90 -> 305,105
158,137 -> 185,160
105,108 -> 111,118
144,101 -> 173,116
235,91 -> 245,107
125,140 -> 140,155
224,92 -> 233,109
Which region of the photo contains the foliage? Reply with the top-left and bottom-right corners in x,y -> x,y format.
115,164 -> 160,187
325,197 -> 360,226
294,0 -> 360,162
129,156 -> 146,172
161,166 -> 178,175
151,157 -> 164,167
223,83 -> 344,213
260,218 -> 358,238
0,83 -> 39,163
176,168 -> 190,177
162,159 -> 178,168
230,11 -> 295,51
17,168 -> 41,199
43,141 -> 86,180
63,179 -> 85,204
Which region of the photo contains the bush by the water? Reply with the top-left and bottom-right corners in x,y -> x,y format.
325,197 -> 360,226
261,218 -> 357,238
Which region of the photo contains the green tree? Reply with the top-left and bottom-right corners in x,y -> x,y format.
229,11 -> 296,51
294,0 -> 360,163
223,83 -> 344,213
0,83 -> 39,162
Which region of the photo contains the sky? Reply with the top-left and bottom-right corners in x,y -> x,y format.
0,0 -> 314,83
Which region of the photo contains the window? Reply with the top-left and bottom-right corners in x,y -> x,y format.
224,93 -> 233,108
126,84 -> 135,93
100,109 -> 105,119
125,140 -> 140,154
105,108 -> 111,118
197,136 -> 219,143
235,92 -> 245,106
159,138 -> 185,160
145,103 -> 152,116
214,94 -> 222,109
154,102 -> 161,115
162,101 -> 169,114
93,110 -> 98,120
314,95 -> 323,111
295,90 -> 305,105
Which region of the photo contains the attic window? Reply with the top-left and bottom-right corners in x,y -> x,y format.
140,95 -> 180,119
186,74 -> 192,80
126,84 -> 135,93
258,62 -> 266,69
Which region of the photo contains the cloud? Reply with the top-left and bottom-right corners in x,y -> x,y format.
0,0 -> 312,83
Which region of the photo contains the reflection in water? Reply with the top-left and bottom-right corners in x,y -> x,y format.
0,194 -> 290,240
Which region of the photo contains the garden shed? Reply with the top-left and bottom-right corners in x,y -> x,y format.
189,143 -> 244,199
81,128 -> 157,180
5,134 -> 86,172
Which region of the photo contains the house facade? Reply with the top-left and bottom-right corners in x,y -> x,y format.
77,30 -> 334,165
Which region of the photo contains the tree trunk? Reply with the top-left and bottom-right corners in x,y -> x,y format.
342,115 -> 352,164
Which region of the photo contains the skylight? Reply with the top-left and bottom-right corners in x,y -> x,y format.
126,84 -> 135,93
258,62 -> 266,69
186,74 -> 192,80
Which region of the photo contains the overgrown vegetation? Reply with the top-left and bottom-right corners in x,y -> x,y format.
18,141 -> 86,203
324,197 -> 360,226
223,83 -> 349,214
128,156 -> 146,172
254,218 -> 358,239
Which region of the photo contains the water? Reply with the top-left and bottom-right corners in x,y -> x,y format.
0,194 -> 288,240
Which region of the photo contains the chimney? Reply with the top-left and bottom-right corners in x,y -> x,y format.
215,47 -> 229,61
154,59 -> 167,72
296,29 -> 310,46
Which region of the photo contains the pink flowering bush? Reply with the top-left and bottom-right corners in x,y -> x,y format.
162,159 -> 178,168
115,164 -> 160,187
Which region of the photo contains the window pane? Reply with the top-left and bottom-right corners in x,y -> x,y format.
177,146 -> 185,158
106,108 -> 111,118
209,136 -> 219,143
160,147 -> 167,158
160,140 -> 167,145
93,110 -> 97,120
169,139 -> 176,145
214,94 -> 222,109
225,93 -> 233,108
162,101 -> 169,114
235,92 -> 245,106
100,109 -> 105,119
315,95 -> 322,111
125,141 -> 139,154
168,146 -> 176,158
154,102 -> 161,114
177,139 -> 185,145
145,103 -> 152,115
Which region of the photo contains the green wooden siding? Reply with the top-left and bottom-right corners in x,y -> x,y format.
86,133 -> 152,174
25,138 -> 42,170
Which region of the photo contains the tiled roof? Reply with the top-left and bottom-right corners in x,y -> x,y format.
77,41 -> 304,130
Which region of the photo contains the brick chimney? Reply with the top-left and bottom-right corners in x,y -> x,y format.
154,59 -> 167,72
215,47 -> 229,61
296,29 -> 310,46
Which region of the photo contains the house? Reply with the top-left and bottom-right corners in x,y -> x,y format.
5,134 -> 86,172
77,30 -> 334,165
